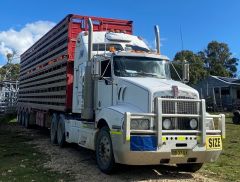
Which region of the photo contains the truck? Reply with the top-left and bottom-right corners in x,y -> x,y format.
18,14 -> 225,174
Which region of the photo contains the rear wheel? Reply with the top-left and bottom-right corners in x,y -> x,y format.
24,112 -> 30,128
57,115 -> 66,147
177,163 -> 203,172
50,113 -> 58,144
96,126 -> 115,174
18,111 -> 23,125
21,111 -> 26,126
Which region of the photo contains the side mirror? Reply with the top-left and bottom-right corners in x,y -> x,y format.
182,60 -> 189,83
92,60 -> 100,77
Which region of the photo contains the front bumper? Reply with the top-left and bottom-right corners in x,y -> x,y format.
111,134 -> 222,165
111,98 -> 225,165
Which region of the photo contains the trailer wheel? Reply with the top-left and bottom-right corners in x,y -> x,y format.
24,112 -> 30,128
57,115 -> 66,147
96,126 -> 115,174
50,113 -> 58,144
177,163 -> 203,172
17,112 -> 21,124
21,111 -> 27,126
18,111 -> 23,125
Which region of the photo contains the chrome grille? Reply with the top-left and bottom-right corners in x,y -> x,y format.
161,96 -> 199,114
161,96 -> 200,130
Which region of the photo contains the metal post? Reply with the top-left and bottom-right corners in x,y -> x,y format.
155,97 -> 163,147
201,99 -> 206,146
124,112 -> 131,142
219,114 -> 225,139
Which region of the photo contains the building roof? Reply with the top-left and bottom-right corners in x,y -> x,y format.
211,76 -> 240,85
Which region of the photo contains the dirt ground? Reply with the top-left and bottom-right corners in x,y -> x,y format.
5,124 -> 216,182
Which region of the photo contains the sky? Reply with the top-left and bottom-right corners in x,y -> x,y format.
0,0 -> 240,73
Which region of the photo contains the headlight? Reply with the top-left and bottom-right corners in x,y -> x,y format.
130,119 -> 150,130
163,118 -> 172,130
190,119 -> 198,129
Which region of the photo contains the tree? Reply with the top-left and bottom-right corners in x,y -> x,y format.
198,41 -> 238,77
1,63 -> 20,80
0,50 -> 20,81
172,50 -> 208,85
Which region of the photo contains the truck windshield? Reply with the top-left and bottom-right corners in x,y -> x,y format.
113,56 -> 171,79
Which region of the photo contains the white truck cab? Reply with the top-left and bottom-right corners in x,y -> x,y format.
64,19 -> 225,174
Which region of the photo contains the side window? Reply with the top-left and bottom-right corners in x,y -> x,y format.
101,60 -> 111,77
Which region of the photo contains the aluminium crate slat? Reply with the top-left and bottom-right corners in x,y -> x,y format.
18,102 -> 65,112
18,90 -> 66,97
20,58 -> 67,81
19,80 -> 66,92
20,57 -> 67,81
21,26 -> 68,66
20,47 -> 67,77
21,17 -> 69,62
18,98 -> 66,104
19,74 -> 66,89
20,43 -> 68,76
20,66 -> 67,84
21,31 -> 68,69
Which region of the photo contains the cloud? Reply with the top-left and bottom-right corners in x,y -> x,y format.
0,21 -> 56,63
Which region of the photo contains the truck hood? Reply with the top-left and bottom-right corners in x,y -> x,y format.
119,77 -> 199,99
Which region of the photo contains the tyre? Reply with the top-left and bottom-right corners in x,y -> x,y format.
18,111 -> 23,125
24,112 -> 30,128
50,113 -> 58,144
177,163 -> 203,172
233,110 -> 240,124
57,115 -> 66,147
96,126 -> 115,174
21,111 -> 26,126
17,112 -> 21,124
233,115 -> 239,124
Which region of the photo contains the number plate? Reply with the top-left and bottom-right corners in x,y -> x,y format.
171,149 -> 188,157
206,136 -> 222,151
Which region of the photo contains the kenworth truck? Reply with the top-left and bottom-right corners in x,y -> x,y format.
18,14 -> 225,174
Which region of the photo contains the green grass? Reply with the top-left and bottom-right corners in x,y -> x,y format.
1,113 -> 240,181
0,114 -> 17,124
0,117 -> 73,182
201,113 -> 240,182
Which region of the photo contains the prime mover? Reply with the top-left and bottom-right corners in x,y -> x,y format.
18,14 -> 225,173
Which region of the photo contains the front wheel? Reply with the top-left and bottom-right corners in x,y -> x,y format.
96,126 -> 115,174
177,163 -> 203,172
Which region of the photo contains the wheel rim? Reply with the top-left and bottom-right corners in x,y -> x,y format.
98,135 -> 111,167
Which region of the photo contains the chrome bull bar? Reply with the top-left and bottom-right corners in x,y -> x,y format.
124,98 -> 225,147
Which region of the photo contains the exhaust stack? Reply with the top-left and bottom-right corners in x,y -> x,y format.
82,18 -> 94,120
154,25 -> 160,54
